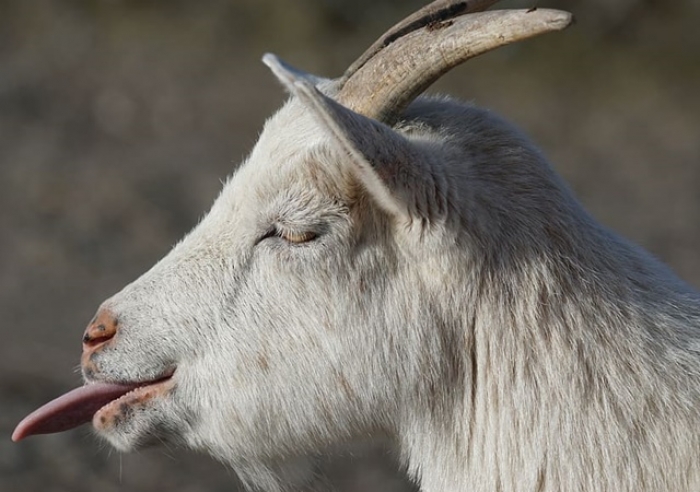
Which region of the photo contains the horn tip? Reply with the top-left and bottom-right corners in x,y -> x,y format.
532,9 -> 575,31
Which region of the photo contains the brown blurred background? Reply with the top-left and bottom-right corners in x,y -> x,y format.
1,0 -> 698,491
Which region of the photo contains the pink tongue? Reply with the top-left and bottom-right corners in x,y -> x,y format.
12,382 -> 138,442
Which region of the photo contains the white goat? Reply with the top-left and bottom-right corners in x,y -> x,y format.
13,1 -> 700,491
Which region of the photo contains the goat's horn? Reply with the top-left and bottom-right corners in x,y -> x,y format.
338,5 -> 573,125
340,0 -> 500,84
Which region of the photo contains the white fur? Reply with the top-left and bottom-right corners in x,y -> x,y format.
83,55 -> 700,491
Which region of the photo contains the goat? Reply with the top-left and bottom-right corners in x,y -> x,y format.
13,1 -> 700,491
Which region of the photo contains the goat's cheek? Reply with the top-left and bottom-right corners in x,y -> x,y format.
93,382 -> 173,431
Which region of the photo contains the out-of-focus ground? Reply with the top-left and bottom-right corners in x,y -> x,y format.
1,0 -> 698,490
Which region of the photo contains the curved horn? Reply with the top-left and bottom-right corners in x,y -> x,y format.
338,4 -> 573,125
340,0 -> 500,83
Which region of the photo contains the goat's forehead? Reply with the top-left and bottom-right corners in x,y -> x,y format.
255,98 -> 332,164
215,100 -> 348,215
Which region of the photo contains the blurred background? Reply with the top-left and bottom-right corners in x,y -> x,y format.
1,0 -> 698,490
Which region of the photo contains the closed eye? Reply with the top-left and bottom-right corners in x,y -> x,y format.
257,227 -> 318,245
280,230 -> 317,244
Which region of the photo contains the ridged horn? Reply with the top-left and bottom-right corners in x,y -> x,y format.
337,1 -> 573,125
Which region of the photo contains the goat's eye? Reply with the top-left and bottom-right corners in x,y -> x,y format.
257,227 -> 318,245
280,230 -> 318,244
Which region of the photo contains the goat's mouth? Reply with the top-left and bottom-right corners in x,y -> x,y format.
12,371 -> 175,442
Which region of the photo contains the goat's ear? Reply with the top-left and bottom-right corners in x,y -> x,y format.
263,53 -> 439,221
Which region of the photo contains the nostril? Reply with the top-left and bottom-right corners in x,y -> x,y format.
82,327 -> 112,347
82,309 -> 118,350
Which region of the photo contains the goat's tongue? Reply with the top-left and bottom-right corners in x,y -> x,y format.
12,382 -> 138,442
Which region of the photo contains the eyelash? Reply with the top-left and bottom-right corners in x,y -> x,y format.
259,227 -> 318,245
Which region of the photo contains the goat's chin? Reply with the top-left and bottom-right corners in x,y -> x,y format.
93,378 -> 185,452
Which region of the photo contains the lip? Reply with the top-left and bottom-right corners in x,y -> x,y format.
92,371 -> 176,430
88,370 -> 175,394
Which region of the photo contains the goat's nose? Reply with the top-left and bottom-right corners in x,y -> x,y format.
82,308 -> 118,352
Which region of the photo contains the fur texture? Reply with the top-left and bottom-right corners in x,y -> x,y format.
83,61 -> 700,491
